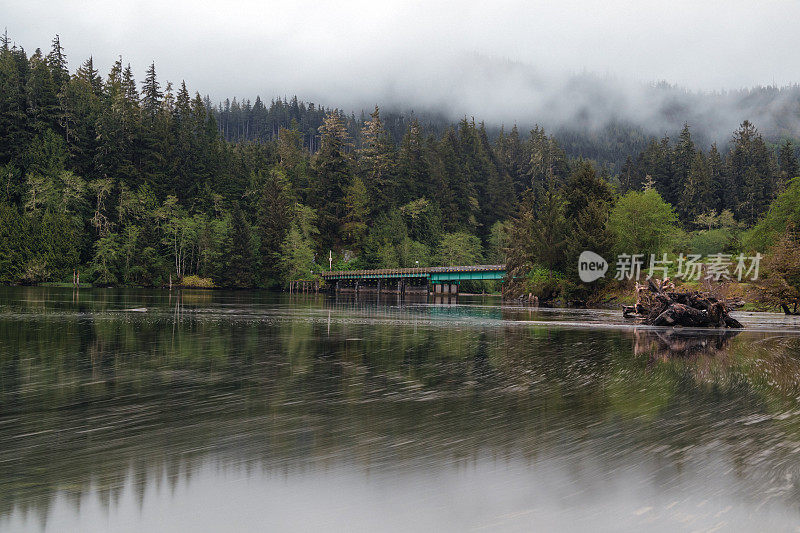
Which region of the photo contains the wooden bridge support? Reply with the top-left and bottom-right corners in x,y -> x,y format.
431,282 -> 458,295
289,280 -> 320,294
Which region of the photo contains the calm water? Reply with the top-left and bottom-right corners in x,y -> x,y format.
2,287 -> 800,532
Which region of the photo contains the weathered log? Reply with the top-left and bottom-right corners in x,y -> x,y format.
623,278 -> 743,328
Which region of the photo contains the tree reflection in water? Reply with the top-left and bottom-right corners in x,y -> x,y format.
2,288 -> 800,531
634,327 -> 741,362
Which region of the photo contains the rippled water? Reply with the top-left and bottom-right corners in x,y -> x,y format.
2,287 -> 800,532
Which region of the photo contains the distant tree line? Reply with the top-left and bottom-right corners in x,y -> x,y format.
0,34 -> 798,303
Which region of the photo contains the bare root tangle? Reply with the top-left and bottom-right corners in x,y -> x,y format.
623,278 -> 743,328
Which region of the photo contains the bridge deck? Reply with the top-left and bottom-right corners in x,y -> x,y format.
320,265 -> 506,282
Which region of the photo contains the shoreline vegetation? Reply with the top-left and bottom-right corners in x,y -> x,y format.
0,34 -> 799,314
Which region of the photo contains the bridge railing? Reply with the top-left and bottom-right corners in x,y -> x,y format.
320,265 -> 506,280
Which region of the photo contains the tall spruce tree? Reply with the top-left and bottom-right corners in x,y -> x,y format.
680,151 -> 714,222
26,49 -> 59,134
562,161 -> 614,277
255,168 -> 293,286
396,119 -> 429,204
0,44 -> 29,163
778,140 -> 799,183
358,106 -> 395,211
222,202 -> 254,287
46,35 -> 69,91
727,120 -> 776,224
140,62 -> 162,118
312,111 -> 352,248
671,123 -> 696,207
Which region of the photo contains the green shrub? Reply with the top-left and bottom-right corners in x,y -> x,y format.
180,275 -> 215,288
523,266 -> 564,302
689,229 -> 733,256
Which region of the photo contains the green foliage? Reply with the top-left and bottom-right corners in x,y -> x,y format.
563,161 -> 615,281
358,106 -> 395,211
756,230 -> 800,311
522,266 -> 564,302
255,168 -> 294,286
0,203 -> 29,282
0,34 -> 796,293
436,232 -> 482,266
743,177 -> 800,253
92,233 -> 119,285
727,121 -> 776,225
363,210 -> 407,267
180,275 -> 215,288
276,203 -> 319,285
399,197 -> 442,247
312,111 -> 352,248
220,203 -> 254,288
608,186 -> 679,258
280,222 -> 316,284
487,221 -> 510,264
689,229 -> 733,256
341,175 -> 369,248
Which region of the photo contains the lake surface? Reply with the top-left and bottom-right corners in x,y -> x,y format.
2,287 -> 800,532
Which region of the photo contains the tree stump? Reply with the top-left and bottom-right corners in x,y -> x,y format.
623,278 -> 743,328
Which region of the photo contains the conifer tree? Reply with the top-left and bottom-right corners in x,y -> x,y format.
46,35 -> 69,91
397,119 -> 430,205
312,111 -> 352,248
140,62 -> 162,118
26,49 -> 59,133
478,123 -> 515,228
495,124 -> 529,195
341,175 -> 370,248
727,120 -> 776,224
680,151 -> 714,222
75,57 -> 102,95
619,155 -> 641,193
255,168 -> 293,285
562,161 -> 614,277
671,123 -> 695,205
358,106 -> 395,211
528,125 -> 568,190
174,80 -> 191,121
778,140 -> 799,182
222,203 -> 254,287
63,59 -> 103,175
708,143 -> 730,212
0,44 -> 29,162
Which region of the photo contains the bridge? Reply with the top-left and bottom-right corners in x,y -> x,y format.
320,265 -> 506,295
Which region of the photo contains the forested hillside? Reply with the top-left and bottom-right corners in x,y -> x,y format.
1,35 -> 799,301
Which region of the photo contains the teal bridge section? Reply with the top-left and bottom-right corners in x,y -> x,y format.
320,265 -> 506,283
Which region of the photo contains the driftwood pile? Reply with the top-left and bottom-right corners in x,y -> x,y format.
623,278 -> 743,329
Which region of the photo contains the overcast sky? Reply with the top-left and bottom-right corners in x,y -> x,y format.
5,0 -> 800,129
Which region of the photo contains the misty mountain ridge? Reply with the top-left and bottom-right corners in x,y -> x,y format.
215,54 -> 800,169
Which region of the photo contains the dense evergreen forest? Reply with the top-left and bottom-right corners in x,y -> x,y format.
1,35 -> 799,305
